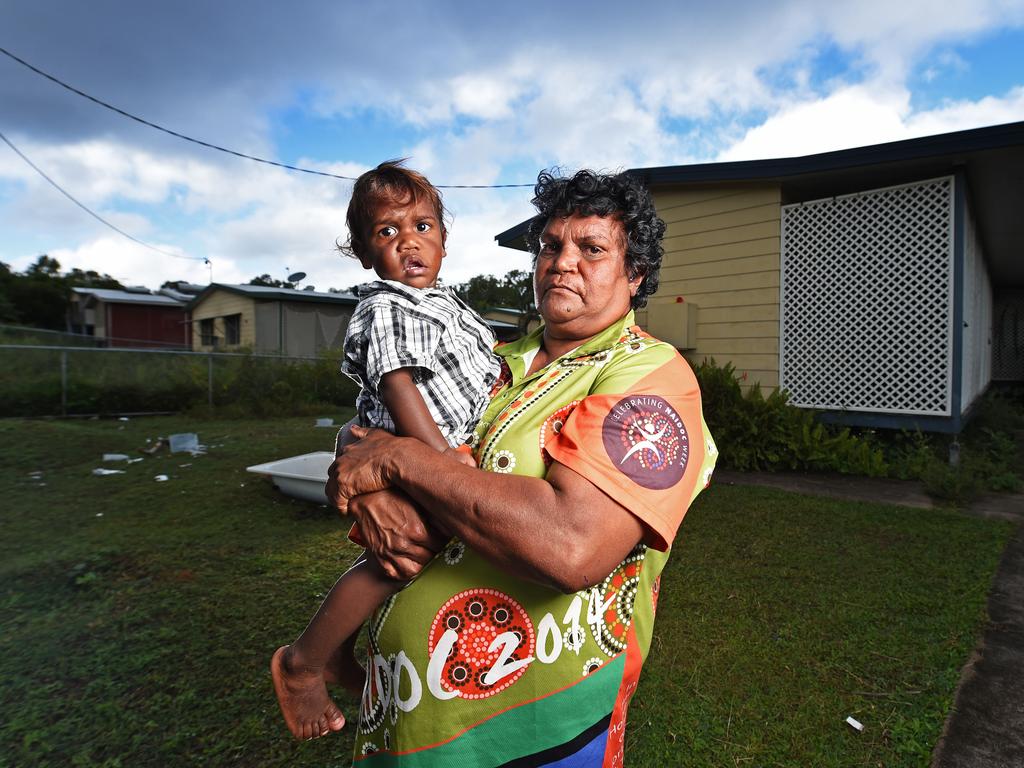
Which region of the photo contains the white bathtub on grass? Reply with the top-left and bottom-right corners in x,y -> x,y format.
246,451 -> 334,504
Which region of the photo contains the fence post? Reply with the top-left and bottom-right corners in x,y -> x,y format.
60,349 -> 68,416
208,354 -> 214,408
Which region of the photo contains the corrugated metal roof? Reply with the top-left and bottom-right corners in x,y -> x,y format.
71,287 -> 184,306
187,283 -> 359,308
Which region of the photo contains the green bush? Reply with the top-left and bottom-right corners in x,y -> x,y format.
693,358 -> 886,476
693,359 -> 1022,500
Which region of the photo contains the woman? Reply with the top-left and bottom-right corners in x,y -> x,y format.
329,169 -> 717,766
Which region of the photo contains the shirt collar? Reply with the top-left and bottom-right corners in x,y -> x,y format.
357,279 -> 449,304
495,310 -> 636,375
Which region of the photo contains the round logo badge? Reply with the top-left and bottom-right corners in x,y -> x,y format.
602,395 -> 689,489
427,589 -> 535,700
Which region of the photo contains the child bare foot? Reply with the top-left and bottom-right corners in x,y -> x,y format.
271,645 -> 346,740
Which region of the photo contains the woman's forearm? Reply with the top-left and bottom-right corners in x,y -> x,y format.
387,437 -> 643,593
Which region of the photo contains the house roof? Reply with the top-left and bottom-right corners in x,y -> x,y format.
187,283 -> 359,309
71,287 -> 184,307
495,120 -> 1024,287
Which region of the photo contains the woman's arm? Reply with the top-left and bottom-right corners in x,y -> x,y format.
331,427 -> 644,593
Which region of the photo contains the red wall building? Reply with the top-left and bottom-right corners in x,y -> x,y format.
70,288 -> 189,349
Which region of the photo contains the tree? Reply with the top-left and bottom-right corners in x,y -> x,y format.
0,256 -> 125,330
0,262 -> 18,323
8,255 -> 70,329
455,269 -> 537,333
66,268 -> 123,289
249,274 -> 295,289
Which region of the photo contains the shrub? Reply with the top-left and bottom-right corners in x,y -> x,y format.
693,358 -> 886,476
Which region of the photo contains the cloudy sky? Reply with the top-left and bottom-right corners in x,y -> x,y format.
2,0 -> 1023,292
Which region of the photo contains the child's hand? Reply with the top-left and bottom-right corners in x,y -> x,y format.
444,447 -> 477,468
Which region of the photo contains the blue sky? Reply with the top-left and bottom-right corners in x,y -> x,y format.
1,0 -> 1022,291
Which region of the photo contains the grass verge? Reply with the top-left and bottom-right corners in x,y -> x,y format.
0,416 -> 1012,767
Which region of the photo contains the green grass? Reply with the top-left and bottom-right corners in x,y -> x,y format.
0,416 -> 1012,767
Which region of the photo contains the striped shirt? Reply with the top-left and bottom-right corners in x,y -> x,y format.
341,280 -> 500,447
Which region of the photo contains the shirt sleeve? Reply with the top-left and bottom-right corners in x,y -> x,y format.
347,293 -> 442,391
543,343 -> 717,552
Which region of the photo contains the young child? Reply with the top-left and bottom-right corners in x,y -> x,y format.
270,161 -> 500,740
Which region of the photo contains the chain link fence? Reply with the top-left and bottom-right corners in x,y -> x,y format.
1,344 -> 359,417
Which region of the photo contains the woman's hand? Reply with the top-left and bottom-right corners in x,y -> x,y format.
327,426 -> 401,516
348,488 -> 447,580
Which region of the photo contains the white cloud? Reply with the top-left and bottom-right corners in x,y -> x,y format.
3,0 -> 1023,292
45,236 -> 207,288
718,83 -> 1024,161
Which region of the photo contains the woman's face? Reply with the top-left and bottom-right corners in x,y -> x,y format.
534,213 -> 644,344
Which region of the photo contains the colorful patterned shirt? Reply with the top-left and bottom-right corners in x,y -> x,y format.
352,310 -> 717,767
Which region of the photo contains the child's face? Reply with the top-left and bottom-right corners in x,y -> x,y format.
358,195 -> 445,289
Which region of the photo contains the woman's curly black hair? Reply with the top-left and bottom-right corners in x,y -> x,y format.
525,169 -> 666,309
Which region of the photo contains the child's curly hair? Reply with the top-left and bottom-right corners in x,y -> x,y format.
525,169 -> 666,309
337,159 -> 448,260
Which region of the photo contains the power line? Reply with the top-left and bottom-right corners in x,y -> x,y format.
0,46 -> 535,190
0,129 -> 206,262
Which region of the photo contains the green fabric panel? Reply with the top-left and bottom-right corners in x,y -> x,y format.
359,653 -> 624,768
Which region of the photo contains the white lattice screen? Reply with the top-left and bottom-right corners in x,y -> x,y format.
781,177 -> 954,415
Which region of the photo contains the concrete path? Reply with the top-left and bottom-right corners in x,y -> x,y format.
714,470 -> 1024,768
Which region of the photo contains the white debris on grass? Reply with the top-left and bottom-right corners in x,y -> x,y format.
845,716 -> 864,732
154,474 -> 169,482
315,418 -> 335,427
169,433 -> 207,456
92,468 -> 125,476
102,453 -> 130,461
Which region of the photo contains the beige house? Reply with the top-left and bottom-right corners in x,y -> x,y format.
497,121 -> 1024,433
480,306 -> 541,341
187,284 -> 358,357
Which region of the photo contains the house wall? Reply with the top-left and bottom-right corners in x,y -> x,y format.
190,291 -> 256,350
641,185 -> 782,390
961,195 -> 994,412
254,301 -> 282,354
107,304 -> 188,348
993,291 -> 1024,380
282,303 -> 353,356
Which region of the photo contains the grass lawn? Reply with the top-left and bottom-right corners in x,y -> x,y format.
0,415 -> 1012,767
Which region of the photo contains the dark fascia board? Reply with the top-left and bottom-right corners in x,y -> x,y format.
186,283 -> 359,310
634,120 -> 1024,186
495,120 -> 1024,249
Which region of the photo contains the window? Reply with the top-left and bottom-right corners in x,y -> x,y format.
200,318 -> 216,347
224,314 -> 241,346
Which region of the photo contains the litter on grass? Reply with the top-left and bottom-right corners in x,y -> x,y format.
154,474 -> 169,482
845,716 -> 864,732
102,453 -> 130,461
315,417 -> 335,427
140,438 -> 166,455
92,468 -> 125,476
169,433 -> 206,455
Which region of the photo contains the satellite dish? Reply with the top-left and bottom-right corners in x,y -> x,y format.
287,271 -> 306,283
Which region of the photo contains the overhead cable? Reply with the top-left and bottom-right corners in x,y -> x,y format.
0,129 -> 206,262
0,46 -> 534,189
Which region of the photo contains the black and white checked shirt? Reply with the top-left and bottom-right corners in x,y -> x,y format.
341,280 -> 501,447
